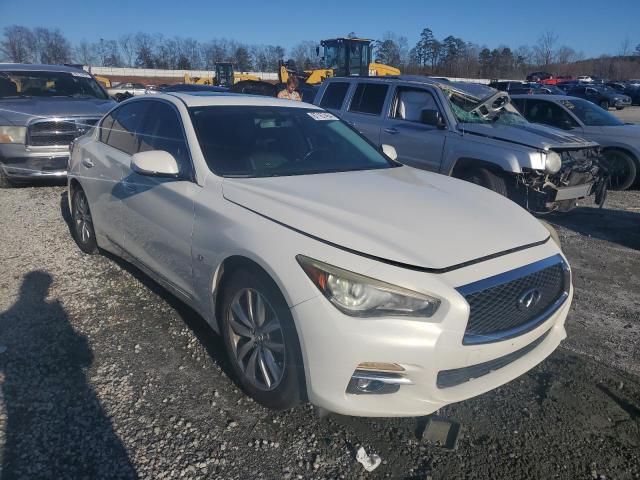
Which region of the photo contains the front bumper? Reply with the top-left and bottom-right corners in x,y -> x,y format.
0,144 -> 68,179
291,245 -> 571,417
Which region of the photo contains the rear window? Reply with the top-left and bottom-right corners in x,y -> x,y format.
320,82 -> 350,110
348,83 -> 388,115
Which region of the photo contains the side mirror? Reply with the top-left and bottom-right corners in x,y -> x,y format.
131,150 -> 180,178
381,144 -> 398,161
420,109 -> 446,129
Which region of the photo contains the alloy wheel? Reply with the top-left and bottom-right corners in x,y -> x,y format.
227,288 -> 286,391
74,191 -> 93,244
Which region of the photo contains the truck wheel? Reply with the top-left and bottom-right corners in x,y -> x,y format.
0,164 -> 13,188
604,149 -> 637,191
462,168 -> 509,197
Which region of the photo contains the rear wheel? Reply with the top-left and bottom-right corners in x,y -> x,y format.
71,188 -> 98,254
0,164 -> 13,188
220,268 -> 305,410
461,167 -> 509,197
604,149 -> 637,191
599,100 -> 609,110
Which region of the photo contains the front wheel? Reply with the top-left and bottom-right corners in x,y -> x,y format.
220,268 -> 305,410
461,167 -> 509,197
604,150 -> 637,191
71,188 -> 98,254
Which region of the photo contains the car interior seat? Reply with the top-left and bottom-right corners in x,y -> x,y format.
397,90 -> 436,122
0,78 -> 18,97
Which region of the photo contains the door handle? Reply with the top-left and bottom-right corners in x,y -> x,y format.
82,158 -> 94,168
384,128 -> 399,134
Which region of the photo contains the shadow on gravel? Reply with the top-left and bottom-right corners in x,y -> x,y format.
549,206 -> 640,250
0,272 -> 138,479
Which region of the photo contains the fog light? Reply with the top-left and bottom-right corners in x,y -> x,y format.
346,369 -> 413,395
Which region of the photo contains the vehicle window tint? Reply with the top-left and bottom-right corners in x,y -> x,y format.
511,98 -> 526,114
526,100 -> 579,129
138,102 -> 190,174
107,101 -> 148,155
348,83 -> 388,115
320,82 -> 350,110
99,110 -> 116,143
392,87 -> 438,123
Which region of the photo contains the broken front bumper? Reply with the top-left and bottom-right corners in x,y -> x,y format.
0,144 -> 69,180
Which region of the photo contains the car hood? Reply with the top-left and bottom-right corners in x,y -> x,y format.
461,122 -> 596,150
0,97 -> 115,125
222,166 -> 549,271
597,124 -> 640,140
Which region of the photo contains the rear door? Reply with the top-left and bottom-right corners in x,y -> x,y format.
85,101 -> 148,248
317,81 -> 351,115
119,100 -> 199,298
340,81 -> 390,144
379,85 -> 447,172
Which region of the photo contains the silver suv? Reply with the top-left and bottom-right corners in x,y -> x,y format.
0,64 -> 116,187
314,76 -> 607,213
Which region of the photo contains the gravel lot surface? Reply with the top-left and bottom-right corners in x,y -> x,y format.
613,105 -> 640,124
0,184 -> 638,480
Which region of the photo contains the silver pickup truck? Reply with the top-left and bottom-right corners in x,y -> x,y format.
0,64 -> 116,187
314,76 -> 607,213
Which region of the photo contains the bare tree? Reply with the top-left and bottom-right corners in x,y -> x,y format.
74,40 -> 96,66
290,41 -> 320,70
533,29 -> 558,66
0,25 -> 37,63
34,28 -> 72,64
119,34 -> 135,67
556,45 -> 577,65
618,37 -> 632,57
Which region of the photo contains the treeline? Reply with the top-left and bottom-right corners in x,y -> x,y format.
2,25 -> 640,80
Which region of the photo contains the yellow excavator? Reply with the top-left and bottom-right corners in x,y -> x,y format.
279,37 -> 400,85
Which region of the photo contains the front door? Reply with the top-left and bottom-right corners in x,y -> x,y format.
119,100 -> 199,298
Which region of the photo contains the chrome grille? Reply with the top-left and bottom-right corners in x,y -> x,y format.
27,118 -> 99,147
457,255 -> 569,345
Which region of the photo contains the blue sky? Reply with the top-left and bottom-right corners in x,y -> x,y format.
1,0 -> 639,57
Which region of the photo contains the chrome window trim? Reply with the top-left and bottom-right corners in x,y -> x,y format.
457,254 -> 570,345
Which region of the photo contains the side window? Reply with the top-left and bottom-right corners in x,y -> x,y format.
527,100 -> 579,129
106,101 -> 148,155
320,82 -> 350,110
391,87 -> 438,123
99,110 -> 116,143
348,83 -> 389,115
511,98 -> 527,114
138,102 -> 190,174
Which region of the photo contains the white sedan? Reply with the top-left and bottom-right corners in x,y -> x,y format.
67,93 -> 572,417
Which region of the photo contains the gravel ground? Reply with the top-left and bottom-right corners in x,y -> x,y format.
612,105 -> 640,124
0,184 -> 639,480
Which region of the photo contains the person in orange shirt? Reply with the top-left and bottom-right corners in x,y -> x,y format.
277,76 -> 302,101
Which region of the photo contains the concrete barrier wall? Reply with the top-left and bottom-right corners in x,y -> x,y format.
85,66 -> 279,81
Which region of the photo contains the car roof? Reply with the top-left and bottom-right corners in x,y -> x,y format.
0,63 -> 88,73
160,91 -> 322,109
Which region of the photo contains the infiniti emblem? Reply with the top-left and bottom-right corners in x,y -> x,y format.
517,288 -> 542,311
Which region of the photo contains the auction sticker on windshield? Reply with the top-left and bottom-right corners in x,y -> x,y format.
307,112 -> 338,121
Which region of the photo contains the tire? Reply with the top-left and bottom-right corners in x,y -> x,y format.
71,188 -> 98,254
599,100 -> 609,110
0,163 -> 13,188
461,167 -> 509,197
616,106 -> 624,111
220,268 -> 305,410
604,149 -> 637,191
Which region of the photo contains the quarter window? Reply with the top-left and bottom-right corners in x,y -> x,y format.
348,83 -> 388,115
320,82 -> 350,110
99,111 -> 116,143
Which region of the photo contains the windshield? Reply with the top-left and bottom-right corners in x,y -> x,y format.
558,98 -> 623,126
190,106 -> 396,177
0,70 -> 108,99
447,89 -> 528,126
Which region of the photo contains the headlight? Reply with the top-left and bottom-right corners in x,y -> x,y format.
544,150 -> 562,174
297,255 -> 441,318
0,126 -> 26,144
